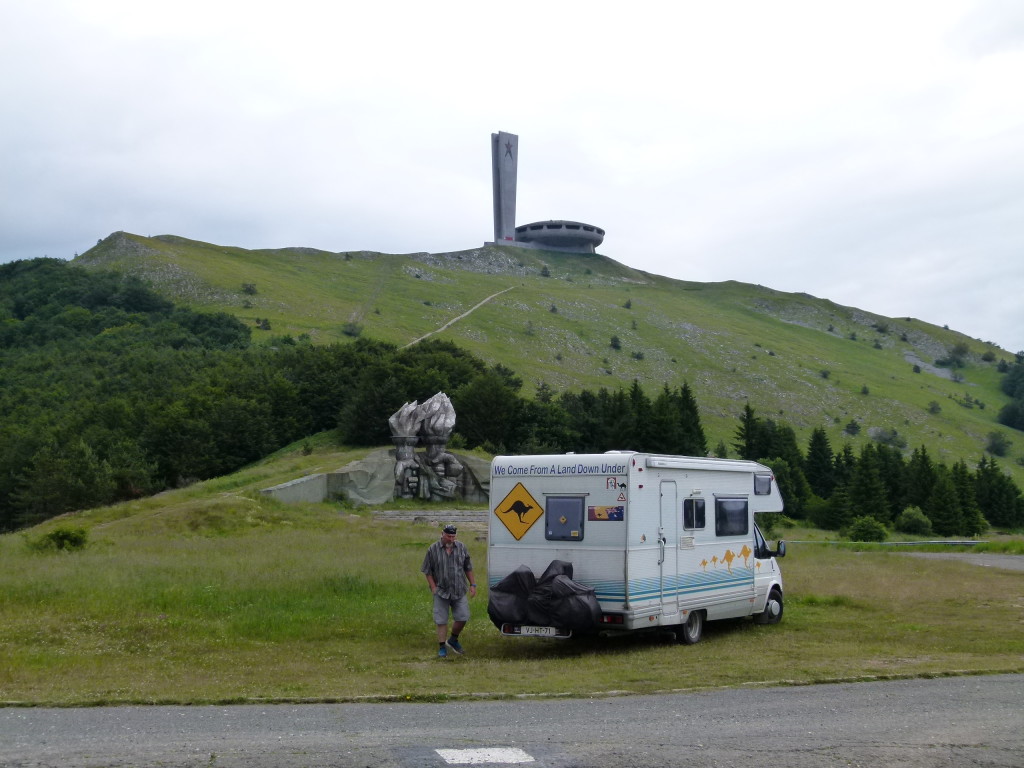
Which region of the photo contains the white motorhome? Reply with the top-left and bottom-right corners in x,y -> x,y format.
488,452 -> 786,643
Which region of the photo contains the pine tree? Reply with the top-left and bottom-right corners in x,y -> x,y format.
607,388 -> 633,452
733,403 -> 760,460
974,456 -> 1024,528
768,423 -> 804,469
649,385 -> 682,454
850,444 -> 891,524
833,443 -> 857,490
675,382 -> 708,456
763,457 -> 811,519
805,427 -> 835,499
874,443 -> 907,514
628,379 -> 654,451
904,446 -> 937,510
951,460 -> 987,536
926,467 -> 964,536
816,482 -> 853,530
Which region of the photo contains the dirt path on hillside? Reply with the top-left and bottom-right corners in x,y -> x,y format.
402,286 -> 514,348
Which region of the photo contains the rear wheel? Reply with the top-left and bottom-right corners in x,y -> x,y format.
678,610 -> 704,644
754,588 -> 783,625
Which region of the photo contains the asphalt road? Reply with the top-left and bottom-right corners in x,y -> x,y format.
2,674 -> 1021,767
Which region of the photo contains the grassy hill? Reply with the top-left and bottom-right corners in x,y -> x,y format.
75,231 -> 1021,486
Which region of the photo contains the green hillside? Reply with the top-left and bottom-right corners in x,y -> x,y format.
75,231 -> 1021,486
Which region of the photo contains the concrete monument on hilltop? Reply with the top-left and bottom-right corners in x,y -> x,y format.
488,130 -> 605,254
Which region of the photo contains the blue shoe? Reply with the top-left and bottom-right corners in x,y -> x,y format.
438,646 -> 448,659
446,637 -> 464,655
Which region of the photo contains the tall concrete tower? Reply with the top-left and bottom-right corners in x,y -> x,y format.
491,131 -> 518,242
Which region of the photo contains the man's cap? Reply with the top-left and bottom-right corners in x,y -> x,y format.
443,524 -> 457,534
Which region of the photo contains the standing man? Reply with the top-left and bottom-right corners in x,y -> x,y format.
421,524 -> 477,658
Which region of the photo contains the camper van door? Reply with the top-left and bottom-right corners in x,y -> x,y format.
659,481 -> 678,616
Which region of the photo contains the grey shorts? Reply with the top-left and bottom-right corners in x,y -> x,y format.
433,593 -> 470,624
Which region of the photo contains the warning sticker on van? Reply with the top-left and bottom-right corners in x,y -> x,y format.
494,482 -> 543,540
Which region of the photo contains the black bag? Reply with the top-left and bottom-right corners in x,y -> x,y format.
488,560 -> 601,634
487,565 -> 536,627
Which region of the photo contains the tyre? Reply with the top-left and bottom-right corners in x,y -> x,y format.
678,610 -> 704,644
754,587 -> 783,625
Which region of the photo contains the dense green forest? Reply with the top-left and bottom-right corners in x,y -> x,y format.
1,258 -> 1022,534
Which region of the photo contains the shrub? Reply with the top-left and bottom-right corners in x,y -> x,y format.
342,322 -> 363,338
803,494 -> 828,523
29,526 -> 88,552
873,427 -> 907,449
986,431 -> 1011,457
845,516 -> 888,542
894,506 -> 933,536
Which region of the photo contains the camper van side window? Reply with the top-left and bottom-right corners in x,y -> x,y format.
683,498 -> 705,530
715,497 -> 749,537
545,496 -> 585,541
754,473 -> 773,495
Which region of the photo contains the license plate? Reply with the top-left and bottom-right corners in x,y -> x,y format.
519,625 -> 557,637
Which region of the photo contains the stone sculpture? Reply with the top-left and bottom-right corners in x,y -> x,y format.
389,392 -> 465,501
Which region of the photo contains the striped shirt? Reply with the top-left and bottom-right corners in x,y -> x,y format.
421,539 -> 473,599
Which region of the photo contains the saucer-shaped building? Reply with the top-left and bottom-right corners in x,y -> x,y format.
514,220 -> 605,253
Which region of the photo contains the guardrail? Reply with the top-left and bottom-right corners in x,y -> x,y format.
786,540 -> 986,547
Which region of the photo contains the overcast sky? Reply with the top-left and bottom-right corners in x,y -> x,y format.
2,1 -> 1022,352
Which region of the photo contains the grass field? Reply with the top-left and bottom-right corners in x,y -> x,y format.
2,444 -> 1022,707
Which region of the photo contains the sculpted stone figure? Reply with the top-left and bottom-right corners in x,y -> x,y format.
389,392 -> 465,501
388,401 -> 423,499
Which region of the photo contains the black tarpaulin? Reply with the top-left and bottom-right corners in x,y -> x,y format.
488,560 -> 602,633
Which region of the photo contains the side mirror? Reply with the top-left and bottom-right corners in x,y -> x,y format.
774,540 -> 786,558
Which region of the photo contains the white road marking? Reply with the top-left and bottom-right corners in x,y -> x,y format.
435,746 -> 535,764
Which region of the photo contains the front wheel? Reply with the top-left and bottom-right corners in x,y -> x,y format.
678,610 -> 704,644
754,588 -> 784,625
